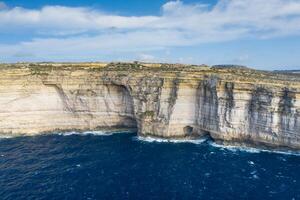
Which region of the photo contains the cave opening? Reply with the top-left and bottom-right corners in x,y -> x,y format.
183,126 -> 194,135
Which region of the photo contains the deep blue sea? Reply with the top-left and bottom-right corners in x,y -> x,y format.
0,131 -> 300,200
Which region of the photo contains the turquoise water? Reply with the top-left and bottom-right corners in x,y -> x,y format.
0,131 -> 300,200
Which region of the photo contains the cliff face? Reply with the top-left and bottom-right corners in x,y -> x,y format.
0,63 -> 300,149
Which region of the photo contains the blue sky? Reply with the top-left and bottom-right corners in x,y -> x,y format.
0,0 -> 300,70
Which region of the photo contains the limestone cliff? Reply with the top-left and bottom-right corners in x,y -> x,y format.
0,62 -> 300,149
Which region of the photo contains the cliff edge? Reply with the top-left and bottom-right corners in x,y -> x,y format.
1,62 -> 300,150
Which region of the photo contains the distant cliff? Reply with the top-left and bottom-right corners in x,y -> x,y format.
1,62 -> 300,149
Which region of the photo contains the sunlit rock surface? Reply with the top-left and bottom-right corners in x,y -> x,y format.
0,62 -> 300,149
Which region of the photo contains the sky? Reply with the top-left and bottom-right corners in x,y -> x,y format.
0,0 -> 300,70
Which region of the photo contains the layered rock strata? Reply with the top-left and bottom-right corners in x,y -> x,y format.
0,63 -> 300,149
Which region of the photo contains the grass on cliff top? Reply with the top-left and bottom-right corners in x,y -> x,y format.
103,62 -> 210,72
0,62 -> 299,84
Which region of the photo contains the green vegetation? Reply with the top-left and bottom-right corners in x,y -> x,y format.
29,64 -> 52,75
142,111 -> 155,118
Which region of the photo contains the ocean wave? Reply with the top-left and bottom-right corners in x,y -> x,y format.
209,141 -> 300,156
260,149 -> 300,156
209,142 -> 261,153
2,130 -> 300,156
133,136 -> 206,144
0,135 -> 14,139
57,131 -> 112,136
133,136 -> 300,155
56,130 -> 134,136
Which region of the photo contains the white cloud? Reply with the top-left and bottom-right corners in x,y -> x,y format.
0,5 -> 159,31
0,0 -> 300,62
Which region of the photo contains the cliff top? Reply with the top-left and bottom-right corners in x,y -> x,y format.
0,62 -> 299,84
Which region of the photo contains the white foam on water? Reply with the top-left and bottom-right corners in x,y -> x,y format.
1,130 -> 300,156
57,130 -> 112,136
209,141 -> 300,156
134,136 -> 300,155
248,161 -> 255,165
0,135 -> 14,139
0,131 -> 125,138
133,136 -> 206,144
209,142 -> 261,153
252,174 -> 260,179
56,130 -> 134,137
260,148 -> 300,156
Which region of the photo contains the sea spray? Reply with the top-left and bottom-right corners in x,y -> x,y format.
209,141 -> 300,156
56,130 -> 135,136
134,135 -> 208,144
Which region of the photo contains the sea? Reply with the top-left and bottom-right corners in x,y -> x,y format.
0,130 -> 300,200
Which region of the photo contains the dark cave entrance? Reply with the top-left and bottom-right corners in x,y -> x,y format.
183,126 -> 194,135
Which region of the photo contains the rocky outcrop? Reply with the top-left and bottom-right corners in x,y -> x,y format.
0,63 -> 300,149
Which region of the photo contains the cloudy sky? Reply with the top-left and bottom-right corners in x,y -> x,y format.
0,0 -> 300,70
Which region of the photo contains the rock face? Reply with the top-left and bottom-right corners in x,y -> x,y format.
0,63 -> 300,149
